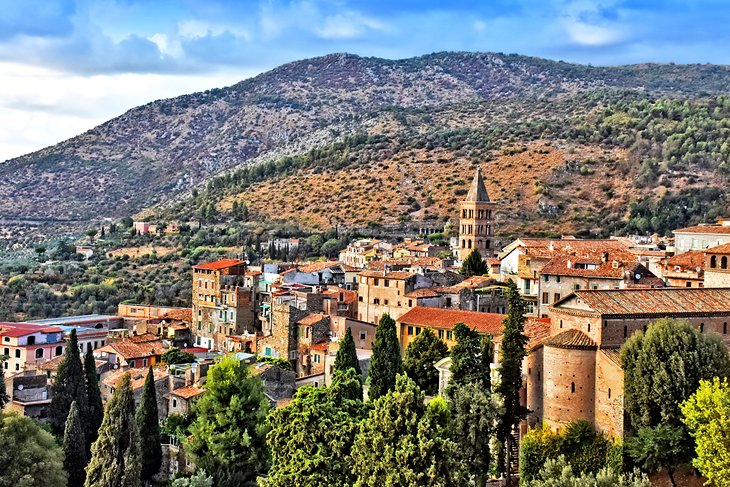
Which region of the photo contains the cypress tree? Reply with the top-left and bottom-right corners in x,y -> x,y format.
367,313 -> 402,401
63,401 -> 88,487
136,367 -> 162,482
496,279 -> 529,482
334,327 -> 362,376
50,329 -> 89,437
85,373 -> 141,487
85,349 -> 103,452
447,323 -> 484,394
0,357 -> 8,408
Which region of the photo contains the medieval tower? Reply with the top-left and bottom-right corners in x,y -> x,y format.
457,168 -> 496,260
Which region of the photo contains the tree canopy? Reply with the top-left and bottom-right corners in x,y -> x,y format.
403,328 -> 448,395
64,401 -> 88,487
186,356 -> 270,487
50,328 -> 89,437
447,323 -> 486,393
460,248 -> 489,277
136,367 -> 162,481
367,313 -> 403,401
84,348 -> 103,452
0,411 -> 68,487
162,347 -> 197,365
334,327 -> 362,378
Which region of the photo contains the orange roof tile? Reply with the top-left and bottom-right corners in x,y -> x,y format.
297,313 -> 328,326
565,288 -> 730,315
310,341 -> 330,352
97,340 -> 165,359
661,250 -> 705,268
601,348 -> 622,367
541,249 -> 638,279
544,329 -> 597,349
525,317 -> 552,350
359,270 -> 415,280
128,333 -> 160,343
162,308 -> 193,322
194,259 -> 246,270
397,307 -> 506,334
705,243 -> 730,254
297,261 -> 356,273
674,225 -> 730,235
404,288 -> 442,298
103,368 -> 169,390
170,385 -> 205,399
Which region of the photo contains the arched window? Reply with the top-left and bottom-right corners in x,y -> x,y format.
722,256 -> 728,269
608,388 -> 612,399
711,256 -> 717,268
560,320 -> 563,329
468,240 -> 472,249
27,336 -> 36,345
587,323 -> 591,333
701,323 -> 705,333
461,239 -> 466,249
55,346 -> 63,356
624,325 -> 628,338
571,382 -> 575,394
486,239 -> 491,249
477,240 -> 483,248
35,348 -> 44,359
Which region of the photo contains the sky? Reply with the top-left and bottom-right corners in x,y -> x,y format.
1,0 -> 729,162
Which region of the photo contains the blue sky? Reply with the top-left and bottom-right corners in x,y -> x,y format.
1,0 -> 729,161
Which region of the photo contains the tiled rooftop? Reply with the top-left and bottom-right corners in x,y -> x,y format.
566,288 -> 730,315
543,329 -> 597,349
397,307 -> 506,334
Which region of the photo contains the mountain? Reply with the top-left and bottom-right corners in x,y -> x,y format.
2,52 -> 730,245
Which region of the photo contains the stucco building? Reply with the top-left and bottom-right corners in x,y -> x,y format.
673,219 -> 730,254
704,243 -> 730,287
659,250 -> 705,287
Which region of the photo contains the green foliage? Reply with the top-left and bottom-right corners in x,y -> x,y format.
681,377 -> 730,487
460,248 -> 489,277
403,328 -> 448,395
448,381 -> 502,484
620,317 -> 730,430
625,425 -> 691,485
254,355 -> 293,371
186,356 -> 270,487
0,357 -> 7,409
50,329 -> 89,437
266,369 -> 368,486
351,374 -> 464,486
136,367 -> 162,481
367,313 -> 403,401
0,411 -> 68,487
524,455 -> 650,487
85,372 -> 141,487
334,327 -> 362,377
447,323 -> 487,393
497,279 -> 529,477
162,347 -> 197,365
519,422 -> 622,484
171,470 -> 214,487
64,401 -> 88,487
84,349 -> 103,452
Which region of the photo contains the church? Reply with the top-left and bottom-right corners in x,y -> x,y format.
455,167 -> 496,260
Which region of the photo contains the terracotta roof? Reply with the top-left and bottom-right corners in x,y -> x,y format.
674,225 -> 730,235
601,349 -> 622,367
0,322 -> 64,337
102,368 -> 169,390
297,313 -> 328,326
128,333 -> 160,343
364,260 -> 409,271
541,249 -> 638,279
310,341 -> 330,352
97,340 -> 165,359
181,347 -> 209,354
321,288 -> 358,304
297,261 -> 352,273
705,243 -> 730,254
404,288 -> 442,298
358,270 -> 415,280
454,275 -> 493,289
661,250 -> 705,268
564,288 -> 730,315
170,385 -> 205,400
194,259 -> 246,270
513,238 -> 630,259
544,329 -> 597,349
37,355 -> 67,371
397,307 -> 506,334
525,318 -> 552,350
162,308 -> 193,322
245,271 -> 262,277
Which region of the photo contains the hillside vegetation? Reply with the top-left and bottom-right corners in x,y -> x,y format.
2,52 -> 730,246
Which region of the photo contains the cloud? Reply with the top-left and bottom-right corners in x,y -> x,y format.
564,20 -> 624,46
316,11 -> 388,39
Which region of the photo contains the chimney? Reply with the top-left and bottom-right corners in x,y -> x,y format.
602,252 -> 609,263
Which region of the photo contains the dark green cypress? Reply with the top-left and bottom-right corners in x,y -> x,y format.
447,323 -> 484,394
367,313 -> 403,401
460,248 -> 489,277
84,349 -> 103,452
50,329 -> 89,437
334,327 -> 361,376
136,367 -> 162,482
403,327 -> 448,396
63,401 -> 88,487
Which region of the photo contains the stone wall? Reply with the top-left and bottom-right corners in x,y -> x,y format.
594,352 -> 624,437
526,347 -> 544,427
543,345 -> 596,430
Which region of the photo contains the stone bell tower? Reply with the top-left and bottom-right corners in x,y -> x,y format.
457,168 -> 496,260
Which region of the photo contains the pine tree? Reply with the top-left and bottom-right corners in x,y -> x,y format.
136,367 -> 162,482
186,356 -> 269,487
85,349 -> 103,452
367,313 -> 403,401
496,279 -> 529,482
447,323 -> 484,394
334,327 -> 362,376
50,329 -> 89,437
85,372 -> 141,487
460,248 -> 489,277
403,328 -> 448,395
64,401 -> 88,487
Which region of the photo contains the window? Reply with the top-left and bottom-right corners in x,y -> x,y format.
556,275 -> 561,283
3,337 -> 8,342
554,293 -> 561,302
359,331 -> 367,341
313,354 -> 321,364
143,359 -> 148,367
624,325 -> 628,338
587,323 -> 591,333
35,348 -> 43,359
701,323 -> 705,333
129,360 -> 135,367
438,330 -> 444,339
543,274 -> 549,282
573,284 -> 580,291
27,336 -> 36,345
725,322 -> 728,334
172,399 -> 177,408
374,278 -> 379,286
711,256 -> 718,268
408,300 -> 413,307
2,347 -> 7,356
541,292 -> 549,304
447,331 -> 453,341
384,280 -> 390,287
407,326 -> 414,336
559,320 -> 563,329
55,346 -> 63,356
373,298 -> 380,305
608,388 -> 612,399
686,281 -> 692,287
723,256 -> 729,270
14,349 -> 20,358
358,296 -> 363,302
445,297 -> 452,307
415,327 -> 421,335
592,285 -> 598,290
265,347 -> 271,357
384,299 -> 389,306
571,382 -> 575,394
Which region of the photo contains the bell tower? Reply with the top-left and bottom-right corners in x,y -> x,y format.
457,168 -> 496,260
